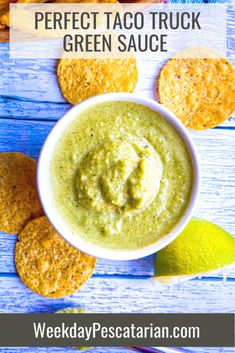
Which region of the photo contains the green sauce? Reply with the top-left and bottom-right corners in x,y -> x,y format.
50,101 -> 193,250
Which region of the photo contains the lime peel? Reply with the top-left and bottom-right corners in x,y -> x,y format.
153,218 -> 235,285
151,263 -> 235,286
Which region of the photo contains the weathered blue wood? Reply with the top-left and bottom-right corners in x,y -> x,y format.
1,276 -> 235,314
2,348 -> 235,353
2,349 -> 130,353
0,44 -> 65,102
0,118 -> 54,159
0,97 -> 71,121
1,97 -> 235,127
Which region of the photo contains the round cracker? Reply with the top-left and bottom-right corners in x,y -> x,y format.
15,216 -> 96,298
0,152 -> 43,233
57,58 -> 138,104
158,49 -> 235,130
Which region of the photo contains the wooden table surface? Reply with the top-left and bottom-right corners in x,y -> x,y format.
0,1 -> 234,352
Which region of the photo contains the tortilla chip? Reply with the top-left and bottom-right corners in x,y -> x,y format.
0,152 -> 43,233
15,216 -> 96,298
0,0 -> 9,28
57,58 -> 138,104
0,11 -> 8,26
0,0 -> 49,28
158,48 -> 235,130
0,0 -> 9,17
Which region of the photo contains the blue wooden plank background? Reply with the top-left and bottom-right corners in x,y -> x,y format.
0,1 -> 235,353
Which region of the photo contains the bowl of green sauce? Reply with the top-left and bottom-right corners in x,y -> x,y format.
37,93 -> 200,260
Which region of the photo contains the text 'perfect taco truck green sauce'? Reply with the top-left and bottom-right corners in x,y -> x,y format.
50,101 -> 193,250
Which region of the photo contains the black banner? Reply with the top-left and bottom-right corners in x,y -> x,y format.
0,313 -> 234,347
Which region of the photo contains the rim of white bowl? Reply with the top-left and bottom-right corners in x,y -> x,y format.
37,93 -> 200,260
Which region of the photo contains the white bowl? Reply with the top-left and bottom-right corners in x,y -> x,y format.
37,93 -> 200,260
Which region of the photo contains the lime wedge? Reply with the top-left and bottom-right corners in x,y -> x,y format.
56,308 -> 87,314
154,218 -> 235,284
